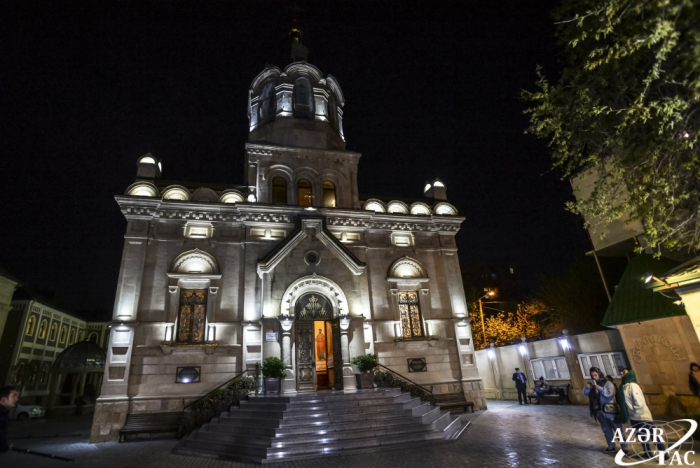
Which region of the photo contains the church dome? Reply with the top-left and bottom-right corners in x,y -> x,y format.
247,33 -> 346,150
52,340 -> 106,371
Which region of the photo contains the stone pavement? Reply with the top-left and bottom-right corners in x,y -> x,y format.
4,400 -> 699,468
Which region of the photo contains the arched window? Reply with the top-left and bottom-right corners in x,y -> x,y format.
39,320 -> 48,339
25,317 -> 36,336
28,366 -> 37,384
322,181 -> 336,207
328,93 -> 338,129
258,81 -> 276,124
89,333 -> 98,343
294,77 -> 313,119
272,177 -> 288,204
298,179 -> 313,207
13,363 -> 24,384
68,329 -> 76,345
59,326 -> 67,343
49,323 -> 58,341
40,365 -> 49,384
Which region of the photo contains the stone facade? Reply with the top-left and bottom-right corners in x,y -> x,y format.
91,56 -> 484,443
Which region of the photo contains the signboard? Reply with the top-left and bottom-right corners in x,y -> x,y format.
176,366 -> 201,383
265,331 -> 279,342
407,358 -> 427,373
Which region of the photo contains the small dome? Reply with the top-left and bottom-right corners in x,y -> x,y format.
52,340 -> 106,371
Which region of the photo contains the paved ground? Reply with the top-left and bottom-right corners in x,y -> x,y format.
4,400 -> 698,467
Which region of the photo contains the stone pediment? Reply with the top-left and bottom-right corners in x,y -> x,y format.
257,216 -> 365,278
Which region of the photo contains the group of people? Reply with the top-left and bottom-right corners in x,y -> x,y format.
512,368 -> 553,405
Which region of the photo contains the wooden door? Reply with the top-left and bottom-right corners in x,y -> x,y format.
296,321 -> 316,391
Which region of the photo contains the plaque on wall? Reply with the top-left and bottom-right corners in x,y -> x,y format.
265,332 -> 279,342
407,358 -> 427,373
176,366 -> 201,383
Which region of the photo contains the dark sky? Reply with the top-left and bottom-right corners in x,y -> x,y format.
0,0 -> 591,314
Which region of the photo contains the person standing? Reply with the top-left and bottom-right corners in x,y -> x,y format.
689,363 -> 700,400
584,367 -> 628,454
617,368 -> 665,458
0,386 -> 19,453
533,376 -> 550,405
512,368 -> 528,405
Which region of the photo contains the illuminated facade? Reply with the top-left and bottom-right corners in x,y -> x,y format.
91,36 -> 484,442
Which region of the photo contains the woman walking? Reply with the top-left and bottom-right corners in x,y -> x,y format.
616,368 -> 666,458
583,366 -> 628,454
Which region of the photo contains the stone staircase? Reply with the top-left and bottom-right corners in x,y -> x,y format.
173,387 -> 467,463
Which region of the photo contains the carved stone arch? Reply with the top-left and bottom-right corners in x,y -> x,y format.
325,75 -> 345,107
281,274 -> 349,319
266,165 -> 294,205
250,66 -> 282,92
318,168 -> 345,208
388,256 -> 428,279
170,249 -> 220,275
284,62 -> 324,85
294,167 -> 321,206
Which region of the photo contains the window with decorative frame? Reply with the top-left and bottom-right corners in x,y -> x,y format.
177,289 -> 208,343
59,326 -> 67,343
40,365 -> 49,384
49,323 -> 58,341
578,352 -> 627,379
69,329 -> 76,345
398,291 -> 423,338
39,320 -> 47,339
529,357 -> 570,380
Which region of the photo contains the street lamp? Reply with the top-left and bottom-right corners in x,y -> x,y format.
478,291 -> 496,348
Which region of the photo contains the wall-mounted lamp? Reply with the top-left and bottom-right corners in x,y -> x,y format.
518,344 -> 527,356
487,349 -> 495,359
559,338 -> 570,351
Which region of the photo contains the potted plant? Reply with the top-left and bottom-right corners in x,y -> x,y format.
351,353 -> 378,389
262,357 -> 286,395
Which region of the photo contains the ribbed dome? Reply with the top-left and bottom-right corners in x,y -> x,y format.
52,340 -> 106,370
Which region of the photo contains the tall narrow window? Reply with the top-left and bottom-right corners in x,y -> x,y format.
68,329 -> 75,345
177,289 -> 207,343
272,177 -> 288,204
328,93 -> 338,129
39,320 -> 47,339
258,81 -> 276,124
49,323 -> 58,341
398,291 -> 423,338
322,181 -> 336,207
294,77 -> 313,119
89,333 -> 98,343
40,365 -> 48,384
25,317 -> 36,336
298,179 -> 313,206
59,326 -> 67,343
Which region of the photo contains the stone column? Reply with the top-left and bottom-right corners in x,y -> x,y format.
340,315 -> 356,390
519,337 -> 535,387
69,373 -> 80,406
560,330 -> 585,404
78,372 -> 87,396
279,316 -> 295,394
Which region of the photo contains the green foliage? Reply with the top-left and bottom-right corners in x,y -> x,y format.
351,353 -> 378,372
262,357 -> 286,379
523,0 -> 700,255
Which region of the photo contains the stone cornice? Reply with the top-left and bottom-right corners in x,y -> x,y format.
245,142 -> 361,162
115,196 -> 464,233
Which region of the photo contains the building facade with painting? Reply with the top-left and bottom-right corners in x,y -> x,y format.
91,33 -> 484,442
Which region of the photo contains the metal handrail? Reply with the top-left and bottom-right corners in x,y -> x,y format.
374,363 -> 436,404
183,363 -> 258,411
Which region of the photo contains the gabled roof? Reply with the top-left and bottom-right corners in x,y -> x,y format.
257,217 -> 365,278
601,255 -> 685,327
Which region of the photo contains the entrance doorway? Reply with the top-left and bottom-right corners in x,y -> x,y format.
294,293 -> 343,391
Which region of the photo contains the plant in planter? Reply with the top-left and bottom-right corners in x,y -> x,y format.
351,354 -> 378,389
262,357 -> 286,395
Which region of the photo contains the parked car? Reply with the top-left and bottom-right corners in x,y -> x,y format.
9,401 -> 45,420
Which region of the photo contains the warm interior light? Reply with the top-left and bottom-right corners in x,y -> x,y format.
488,291 -> 495,297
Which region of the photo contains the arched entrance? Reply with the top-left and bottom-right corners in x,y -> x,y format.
281,274 -> 347,392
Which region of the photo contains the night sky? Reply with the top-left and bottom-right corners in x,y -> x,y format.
0,0 -> 591,315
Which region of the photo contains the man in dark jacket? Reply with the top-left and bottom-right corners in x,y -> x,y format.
0,386 -> 18,453
512,368 -> 528,405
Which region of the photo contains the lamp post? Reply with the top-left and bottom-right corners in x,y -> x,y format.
478,291 -> 496,348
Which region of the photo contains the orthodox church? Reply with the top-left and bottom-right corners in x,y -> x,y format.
91,28 -> 485,443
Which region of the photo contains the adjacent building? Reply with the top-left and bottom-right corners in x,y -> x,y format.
0,288 -> 109,406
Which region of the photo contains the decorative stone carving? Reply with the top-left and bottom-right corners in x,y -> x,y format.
632,334 -> 686,362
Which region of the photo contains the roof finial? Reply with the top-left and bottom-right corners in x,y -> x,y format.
287,3 -> 308,62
